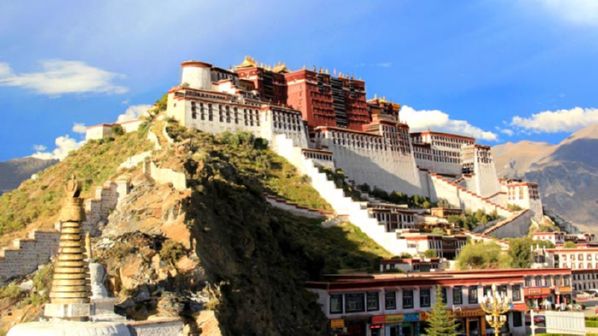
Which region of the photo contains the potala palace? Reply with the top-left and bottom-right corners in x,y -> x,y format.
165,57 -> 543,220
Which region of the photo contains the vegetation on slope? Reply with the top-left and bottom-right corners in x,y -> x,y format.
0,130 -> 152,237
165,124 -> 331,212
447,209 -> 500,230
165,123 -> 384,335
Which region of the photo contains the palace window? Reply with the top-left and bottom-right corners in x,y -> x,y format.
403,290 -> 414,309
366,292 -> 379,311
498,285 -> 508,297
512,285 -> 521,301
468,286 -> 478,304
225,106 -> 231,123
200,103 -> 205,120
208,104 -> 213,121
345,293 -> 365,313
385,291 -> 396,310
420,288 -> 431,308
233,107 -> 238,124
513,312 -> 523,327
453,286 -> 463,305
191,102 -> 197,119
218,105 -> 223,122
441,287 -> 448,304
329,294 -> 343,314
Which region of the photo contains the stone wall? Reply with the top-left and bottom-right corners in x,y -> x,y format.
265,195 -> 328,219
145,160 -> 187,192
0,180 -> 131,284
483,210 -> 533,238
271,134 -> 402,256
426,172 -> 511,218
126,318 -> 184,336
0,230 -> 59,284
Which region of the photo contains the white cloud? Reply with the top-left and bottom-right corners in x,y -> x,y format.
72,123 -> 87,134
510,107 -> 598,133
535,0 -> 598,26
0,60 -> 128,95
400,105 -> 498,141
116,104 -> 152,123
33,144 -> 47,152
499,128 -> 514,136
32,135 -> 84,161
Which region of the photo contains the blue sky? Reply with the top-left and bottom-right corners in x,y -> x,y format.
1,0 -> 598,161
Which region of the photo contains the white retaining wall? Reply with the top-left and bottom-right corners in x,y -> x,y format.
426,173 -> 511,218
265,196 -> 325,219
271,134 -> 402,255
126,318 -> 184,336
322,142 -> 423,196
146,161 -> 187,192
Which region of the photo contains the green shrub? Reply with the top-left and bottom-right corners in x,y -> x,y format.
0,283 -> 21,300
160,240 -> 186,264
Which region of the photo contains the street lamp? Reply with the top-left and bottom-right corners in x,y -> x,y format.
480,284 -> 511,335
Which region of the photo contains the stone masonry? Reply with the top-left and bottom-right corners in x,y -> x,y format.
0,179 -> 130,285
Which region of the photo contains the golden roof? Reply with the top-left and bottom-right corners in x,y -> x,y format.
237,55 -> 257,68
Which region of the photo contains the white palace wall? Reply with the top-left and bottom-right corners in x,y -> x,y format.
272,134 -> 403,256
316,132 -> 423,196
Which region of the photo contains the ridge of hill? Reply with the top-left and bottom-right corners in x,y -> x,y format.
0,114 -> 389,334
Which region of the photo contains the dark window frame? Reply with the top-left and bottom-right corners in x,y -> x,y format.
329,294 -> 343,314
420,288 -> 431,308
453,286 -> 463,305
385,290 -> 397,310
403,289 -> 414,309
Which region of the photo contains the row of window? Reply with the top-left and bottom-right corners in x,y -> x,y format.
524,275 -> 571,287
190,102 -> 261,127
329,285 -> 522,315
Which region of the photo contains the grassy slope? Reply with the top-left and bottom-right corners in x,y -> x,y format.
0,129 -> 152,238
164,123 -> 388,334
165,124 -> 332,212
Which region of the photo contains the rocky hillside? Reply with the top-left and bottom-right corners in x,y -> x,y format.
0,115 -> 389,335
492,124 -> 598,232
0,157 -> 57,194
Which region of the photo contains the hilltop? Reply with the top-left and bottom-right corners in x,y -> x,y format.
0,112 -> 389,335
492,124 -> 598,232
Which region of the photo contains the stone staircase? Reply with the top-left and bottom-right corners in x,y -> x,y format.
271,134 -> 403,255
264,194 -> 331,219
0,179 -> 130,284
428,172 -> 511,218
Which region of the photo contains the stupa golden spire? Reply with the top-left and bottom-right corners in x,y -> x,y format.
47,175 -> 91,317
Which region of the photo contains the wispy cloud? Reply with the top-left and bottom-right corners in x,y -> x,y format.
400,105 -> 498,141
511,107 -> 598,133
72,123 -> 87,134
116,104 -> 152,123
356,62 -> 392,68
0,60 -> 127,95
32,135 -> 84,160
535,0 -> 598,26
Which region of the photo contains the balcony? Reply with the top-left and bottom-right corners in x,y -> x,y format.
524,287 -> 552,298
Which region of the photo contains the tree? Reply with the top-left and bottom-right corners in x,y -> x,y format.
456,241 -> 507,270
509,238 -> 532,268
424,249 -> 438,258
426,287 -> 458,336
564,241 -> 577,248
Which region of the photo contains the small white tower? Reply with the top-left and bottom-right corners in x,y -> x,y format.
180,60 -> 212,90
